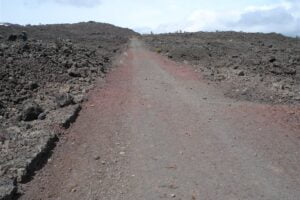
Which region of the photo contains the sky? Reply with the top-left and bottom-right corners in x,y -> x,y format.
0,0 -> 299,36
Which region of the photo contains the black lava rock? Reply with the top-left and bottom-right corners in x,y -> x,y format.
8,34 -> 17,41
37,112 -> 47,120
0,101 -> 4,116
28,81 -> 39,90
21,101 -> 43,121
269,57 -> 276,63
19,31 -> 28,41
68,68 -> 81,77
56,93 -> 74,107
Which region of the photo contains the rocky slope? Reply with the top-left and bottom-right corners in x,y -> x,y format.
144,32 -> 300,104
0,22 -> 137,199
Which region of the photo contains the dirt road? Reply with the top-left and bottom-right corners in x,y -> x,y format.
19,39 -> 300,200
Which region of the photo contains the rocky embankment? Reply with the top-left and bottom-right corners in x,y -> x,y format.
144,32 -> 300,104
0,22 -> 137,199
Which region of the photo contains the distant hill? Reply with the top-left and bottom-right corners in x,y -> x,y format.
0,21 -> 138,47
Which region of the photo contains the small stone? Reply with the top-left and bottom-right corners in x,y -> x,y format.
59,85 -> 71,93
216,74 -> 226,81
28,81 -> 39,90
269,57 -> 276,63
25,124 -> 32,130
94,156 -> 100,160
73,94 -> 86,104
241,88 -> 248,95
170,194 -> 176,198
119,152 -> 125,155
38,112 -> 47,120
71,188 -> 77,193
68,68 -> 81,77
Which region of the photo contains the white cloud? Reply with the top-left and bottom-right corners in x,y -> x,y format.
150,0 -> 300,36
39,0 -> 102,7
232,7 -> 298,35
184,10 -> 240,32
